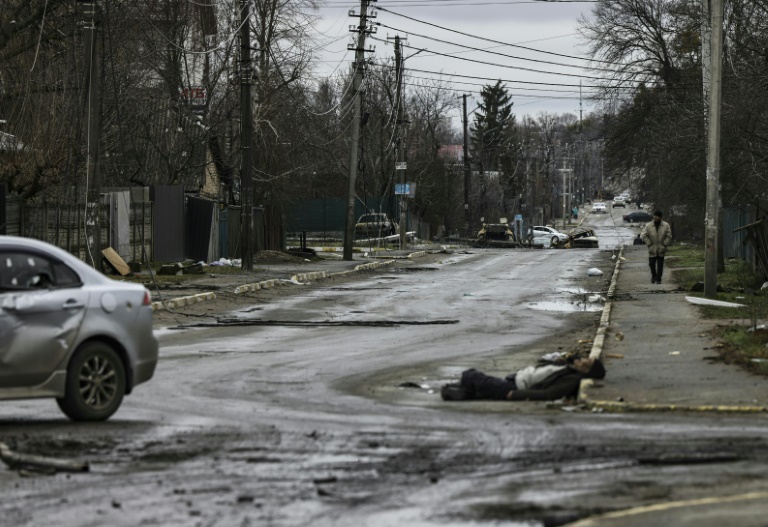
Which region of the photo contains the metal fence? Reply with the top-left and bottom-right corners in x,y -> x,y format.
2,194 -> 153,264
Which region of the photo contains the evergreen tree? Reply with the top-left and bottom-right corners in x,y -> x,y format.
470,81 -> 516,222
470,81 -> 515,173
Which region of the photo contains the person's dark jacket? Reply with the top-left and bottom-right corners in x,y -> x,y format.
507,367 -> 585,401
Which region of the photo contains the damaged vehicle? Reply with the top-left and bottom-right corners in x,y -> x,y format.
565,227 -> 599,248
475,223 -> 516,247
530,225 -> 569,247
0,236 -> 158,421
354,213 -> 398,238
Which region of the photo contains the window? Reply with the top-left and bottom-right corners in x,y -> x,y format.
0,252 -> 80,291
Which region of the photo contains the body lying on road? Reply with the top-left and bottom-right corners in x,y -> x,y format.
441,354 -> 605,401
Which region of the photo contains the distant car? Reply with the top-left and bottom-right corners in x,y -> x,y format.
530,225 -> 569,247
592,202 -> 607,213
620,193 -> 631,203
623,211 -> 653,223
612,197 -> 626,208
0,236 -> 158,421
355,213 -> 398,238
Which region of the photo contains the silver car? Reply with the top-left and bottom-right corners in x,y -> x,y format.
0,236 -> 158,420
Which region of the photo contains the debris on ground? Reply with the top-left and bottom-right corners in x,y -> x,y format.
0,442 -> 90,474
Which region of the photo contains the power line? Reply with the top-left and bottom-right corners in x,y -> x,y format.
399,71 -> 601,94
324,0 -> 596,5
378,63 -> 643,89
375,21 -> 631,74
367,35 -> 622,82
400,81 -> 606,99
376,6 -> 616,65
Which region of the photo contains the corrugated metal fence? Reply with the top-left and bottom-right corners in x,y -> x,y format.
2,193 -> 153,264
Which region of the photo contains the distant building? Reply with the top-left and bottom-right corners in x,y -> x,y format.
438,145 -> 464,163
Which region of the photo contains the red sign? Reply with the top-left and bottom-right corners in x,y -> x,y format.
179,87 -> 207,106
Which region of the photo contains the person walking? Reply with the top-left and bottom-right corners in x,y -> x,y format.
641,210 -> 673,284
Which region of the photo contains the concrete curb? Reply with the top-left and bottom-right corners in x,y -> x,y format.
152,257 -> 402,309
151,292 -> 216,312
588,246 -> 623,361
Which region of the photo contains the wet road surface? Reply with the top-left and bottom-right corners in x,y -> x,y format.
2,213 -> 768,526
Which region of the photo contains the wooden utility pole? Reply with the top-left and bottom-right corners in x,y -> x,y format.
80,1 -> 103,271
394,36 -> 407,249
343,0 -> 373,261
704,0 -> 723,298
240,0 -> 254,271
462,94 -> 471,236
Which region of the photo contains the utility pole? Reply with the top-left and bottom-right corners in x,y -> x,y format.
80,0 -> 103,271
394,35 -> 407,249
704,0 -> 723,298
343,0 -> 374,261
561,160 -> 567,231
462,94 -> 471,236
239,0 -> 254,271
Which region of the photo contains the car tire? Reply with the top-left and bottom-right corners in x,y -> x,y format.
56,342 -> 126,421
551,236 -> 560,247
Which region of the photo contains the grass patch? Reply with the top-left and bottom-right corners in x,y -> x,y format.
664,243 -> 707,268
712,324 -> 768,375
667,243 -> 768,375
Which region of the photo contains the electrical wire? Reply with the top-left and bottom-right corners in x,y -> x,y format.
29,0 -> 49,72
324,0 -> 596,5
399,70 -> 598,94
375,62 -> 642,89
375,21 -> 639,75
369,36 -> 631,81
375,5 -> 616,65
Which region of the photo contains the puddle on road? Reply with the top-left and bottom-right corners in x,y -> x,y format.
527,300 -> 603,313
528,287 -> 604,313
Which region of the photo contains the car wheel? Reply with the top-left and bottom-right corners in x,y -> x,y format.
57,342 -> 126,421
551,236 -> 560,247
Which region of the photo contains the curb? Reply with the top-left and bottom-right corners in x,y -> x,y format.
151,292 -> 216,312
153,258 -> 403,309
587,246 -> 623,362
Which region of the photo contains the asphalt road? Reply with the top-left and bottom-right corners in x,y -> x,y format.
2,207 -> 768,526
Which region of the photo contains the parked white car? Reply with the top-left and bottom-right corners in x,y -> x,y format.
592,202 -> 607,213
530,225 -> 569,247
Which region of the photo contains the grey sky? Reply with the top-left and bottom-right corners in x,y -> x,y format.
311,0 -> 599,123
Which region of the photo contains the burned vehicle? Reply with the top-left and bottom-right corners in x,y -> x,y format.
475,223 -> 517,247
354,213 -> 398,238
565,227 -> 599,248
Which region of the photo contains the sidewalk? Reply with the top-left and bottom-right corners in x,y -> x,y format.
581,244 -> 768,412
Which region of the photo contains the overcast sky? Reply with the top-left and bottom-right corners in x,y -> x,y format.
310,0 -> 599,125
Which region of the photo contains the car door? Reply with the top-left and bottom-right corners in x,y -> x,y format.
532,227 -> 552,245
0,250 -> 89,388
